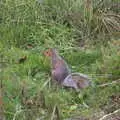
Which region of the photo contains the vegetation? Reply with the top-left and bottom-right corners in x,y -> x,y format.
0,0 -> 120,119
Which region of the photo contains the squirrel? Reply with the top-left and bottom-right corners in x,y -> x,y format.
44,48 -> 70,84
44,48 -> 91,89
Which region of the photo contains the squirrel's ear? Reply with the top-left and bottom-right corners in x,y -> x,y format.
52,48 -> 58,54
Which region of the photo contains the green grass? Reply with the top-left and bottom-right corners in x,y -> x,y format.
0,0 -> 120,120
1,44 -> 120,119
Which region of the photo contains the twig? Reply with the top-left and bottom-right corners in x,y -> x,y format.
12,108 -> 44,120
98,79 -> 120,87
51,104 -> 60,120
40,78 -> 51,90
0,93 -> 5,120
13,110 -> 23,120
99,108 -> 120,120
51,104 -> 57,120
0,79 -> 2,88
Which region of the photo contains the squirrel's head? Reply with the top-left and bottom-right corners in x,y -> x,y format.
43,48 -> 54,57
44,48 -> 59,59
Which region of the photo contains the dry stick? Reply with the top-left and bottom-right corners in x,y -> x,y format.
40,78 -> 51,90
50,104 -> 60,120
0,89 -> 5,120
13,110 -> 23,120
0,79 -> 2,89
12,108 -> 46,120
0,66 -> 4,120
51,104 -> 57,120
99,108 -> 120,120
98,79 -> 120,88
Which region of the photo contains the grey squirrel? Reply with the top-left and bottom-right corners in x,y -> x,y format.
44,48 -> 91,89
44,48 -> 70,84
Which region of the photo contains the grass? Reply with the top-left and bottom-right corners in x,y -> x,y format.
1,43 -> 120,120
0,0 -> 120,120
